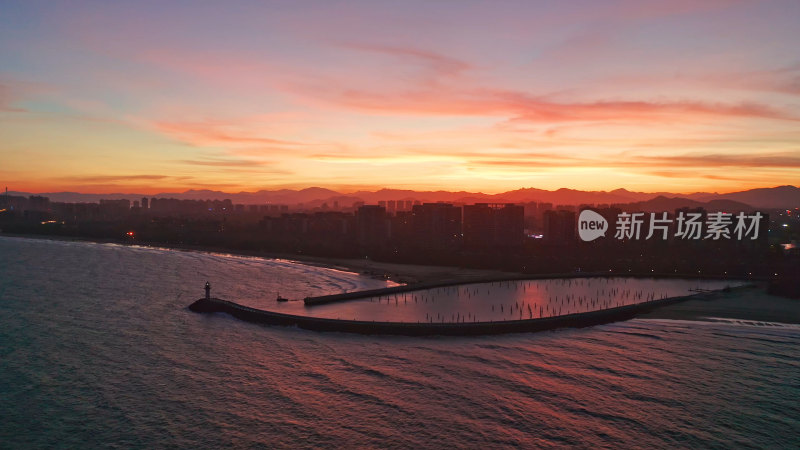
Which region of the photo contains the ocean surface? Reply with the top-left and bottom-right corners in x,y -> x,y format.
1,236 -> 798,448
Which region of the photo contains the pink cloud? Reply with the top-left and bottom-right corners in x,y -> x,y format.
0,79 -> 61,113
465,151 -> 800,171
154,120 -> 307,148
340,43 -> 472,79
596,63 -> 800,96
283,76 -> 797,123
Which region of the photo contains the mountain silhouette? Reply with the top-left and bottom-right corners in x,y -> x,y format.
7,185 -> 798,209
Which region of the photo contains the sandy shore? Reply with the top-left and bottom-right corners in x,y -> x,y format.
641,285 -> 800,324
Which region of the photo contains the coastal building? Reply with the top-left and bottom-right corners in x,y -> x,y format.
356,205 -> 389,249
410,203 -> 462,249
463,203 -> 525,248
543,209 -> 576,243
98,199 -> 131,219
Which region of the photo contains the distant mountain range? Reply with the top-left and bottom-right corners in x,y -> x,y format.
7,185 -> 799,209
617,196 -> 755,213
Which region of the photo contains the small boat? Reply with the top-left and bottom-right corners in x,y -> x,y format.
276,294 -> 289,302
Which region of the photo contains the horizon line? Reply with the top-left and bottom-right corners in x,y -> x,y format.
5,184 -> 797,198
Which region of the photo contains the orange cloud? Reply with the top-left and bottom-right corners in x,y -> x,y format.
624,152 -> 800,169
180,158 -> 294,174
57,174 -> 180,183
646,170 -> 750,181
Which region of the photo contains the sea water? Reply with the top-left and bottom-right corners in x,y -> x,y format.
1,236 -> 798,448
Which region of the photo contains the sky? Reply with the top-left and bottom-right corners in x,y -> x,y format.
1,0 -> 799,195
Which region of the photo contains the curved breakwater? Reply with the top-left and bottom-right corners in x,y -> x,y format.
189,283 -> 747,336
283,276 -> 746,324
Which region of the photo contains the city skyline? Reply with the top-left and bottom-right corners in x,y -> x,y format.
2,1 -> 800,194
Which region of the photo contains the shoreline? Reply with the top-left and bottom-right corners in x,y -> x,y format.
4,232 -> 797,325
0,232 -> 514,284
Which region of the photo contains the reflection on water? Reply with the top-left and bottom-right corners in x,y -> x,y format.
265,278 -> 745,322
1,236 -> 798,448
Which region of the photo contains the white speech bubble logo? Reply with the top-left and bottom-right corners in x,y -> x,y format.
578,210 -> 608,241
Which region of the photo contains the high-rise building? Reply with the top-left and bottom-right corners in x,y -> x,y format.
463,203 -> 524,248
410,203 -> 462,249
543,209 -> 576,243
98,199 -> 130,219
356,205 -> 389,248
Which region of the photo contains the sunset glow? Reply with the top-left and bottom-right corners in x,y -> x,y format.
2,1 -> 799,194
